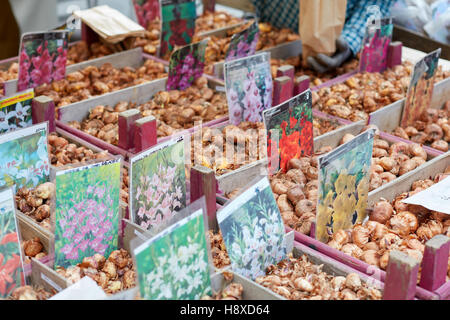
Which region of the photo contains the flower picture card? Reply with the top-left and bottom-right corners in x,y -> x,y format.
224,52 -> 273,126
0,187 -> 25,299
359,18 -> 393,73
263,89 -> 313,174
0,89 -> 34,134
225,21 -> 260,62
167,39 -> 208,91
133,0 -> 160,29
316,129 -> 375,243
133,208 -> 212,300
400,48 -> 441,128
217,177 -> 286,280
160,0 -> 197,58
54,158 -> 121,268
0,122 -> 49,190
130,137 -> 186,231
17,31 -> 69,91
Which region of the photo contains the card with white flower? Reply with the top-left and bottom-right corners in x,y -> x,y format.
217,176 -> 287,280
129,137 -> 186,231
225,21 -> 260,62
224,52 -> 273,126
54,158 -> 122,269
0,89 -> 34,134
0,122 -> 49,191
316,129 -> 375,243
133,208 -> 212,300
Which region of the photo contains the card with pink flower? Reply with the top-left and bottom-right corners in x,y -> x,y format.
132,0 -> 160,29
17,31 -> 69,92
225,21 -> 260,62
167,39 -> 208,91
129,137 -> 186,231
224,52 -> 273,126
54,158 -> 122,269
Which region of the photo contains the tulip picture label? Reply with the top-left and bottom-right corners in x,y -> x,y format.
17,31 -> 69,91
224,52 -> 273,126
0,89 -> 34,134
263,89 -> 314,174
0,187 -> 25,299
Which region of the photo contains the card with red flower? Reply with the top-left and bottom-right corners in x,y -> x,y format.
129,137 -> 187,231
263,89 -> 314,174
160,0 -> 197,58
359,17 -> 393,73
0,187 -> 25,298
133,0 -> 160,29
224,52 -> 272,126
225,21 -> 259,62
400,48 -> 441,128
17,31 -> 69,91
167,39 -> 208,91
54,158 -> 122,269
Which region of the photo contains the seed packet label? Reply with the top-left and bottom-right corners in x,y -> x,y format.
402,176 -> 450,215
400,49 -> 441,128
49,276 -> 107,300
0,89 -> 34,134
18,31 -> 69,91
134,208 -> 212,300
54,158 -> 121,269
263,90 -> 313,174
0,187 -> 25,299
133,0 -> 160,29
0,122 -> 49,190
225,21 -> 260,62
129,137 -> 186,231
217,177 -> 286,280
167,39 -> 208,91
160,0 -> 197,58
316,129 -> 375,243
224,52 -> 273,126
359,18 -> 393,73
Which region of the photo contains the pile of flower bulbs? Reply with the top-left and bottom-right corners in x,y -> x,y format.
22,237 -> 46,263
66,41 -> 114,65
208,230 -> 231,269
9,286 -> 54,300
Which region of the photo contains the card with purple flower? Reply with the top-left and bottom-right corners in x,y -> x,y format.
54,158 -> 122,268
0,89 -> 34,134
225,21 -> 260,62
167,39 -> 208,91
18,31 -> 69,91
224,52 -> 273,126
217,176 -> 286,280
129,137 -> 186,231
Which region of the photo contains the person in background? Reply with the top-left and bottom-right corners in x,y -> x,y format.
251,0 -> 395,73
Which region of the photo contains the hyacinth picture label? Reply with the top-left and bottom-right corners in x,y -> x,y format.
263,89 -> 314,174
167,39 -> 208,91
0,89 -> 34,134
134,208 -> 212,300
17,31 -> 69,91
0,187 -> 25,299
316,129 -> 375,243
224,52 -> 273,125
0,122 -> 49,190
54,158 -> 121,269
225,21 -> 260,62
129,137 -> 186,231
217,177 -> 286,280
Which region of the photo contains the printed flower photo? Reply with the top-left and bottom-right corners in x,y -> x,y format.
0,123 -> 49,190
225,21 -> 260,62
54,159 -> 121,268
160,0 -> 197,58
17,31 -> 68,91
133,0 -> 160,29
316,130 -> 375,243
264,90 -> 313,173
130,139 -> 186,231
0,188 -> 24,298
217,177 -> 286,280
0,89 -> 34,134
134,209 -> 212,300
225,52 -> 273,125
167,40 -> 208,91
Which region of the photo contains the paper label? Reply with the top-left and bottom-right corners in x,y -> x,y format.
49,277 -> 106,300
225,21 -> 260,62
0,89 -> 34,134
41,273 -> 63,292
133,0 -> 160,29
